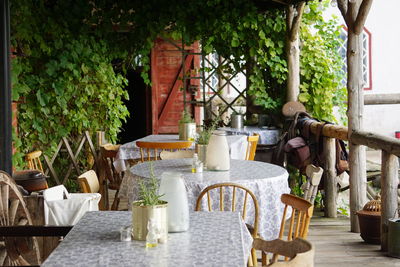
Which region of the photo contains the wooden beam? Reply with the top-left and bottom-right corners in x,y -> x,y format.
0,225 -> 72,237
364,94 -> 400,105
380,151 -> 399,251
307,121 -> 349,141
324,137 -> 337,218
351,130 -> 400,157
0,0 -> 12,175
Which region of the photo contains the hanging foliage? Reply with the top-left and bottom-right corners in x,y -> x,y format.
10,0 -> 346,168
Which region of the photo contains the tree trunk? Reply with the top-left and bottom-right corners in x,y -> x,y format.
324,137 -> 337,218
286,37 -> 300,102
347,30 -> 367,233
380,151 -> 399,251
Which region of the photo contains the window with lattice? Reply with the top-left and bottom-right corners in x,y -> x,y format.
338,26 -> 372,90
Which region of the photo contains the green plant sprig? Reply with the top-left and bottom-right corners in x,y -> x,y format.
179,109 -> 195,124
137,162 -> 164,206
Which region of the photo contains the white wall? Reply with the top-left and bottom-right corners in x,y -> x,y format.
328,1 -> 400,138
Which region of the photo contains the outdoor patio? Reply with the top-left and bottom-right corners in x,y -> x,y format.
2,0 -> 400,266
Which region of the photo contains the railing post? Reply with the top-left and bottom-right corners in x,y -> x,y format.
324,137 -> 337,218
381,150 -> 399,251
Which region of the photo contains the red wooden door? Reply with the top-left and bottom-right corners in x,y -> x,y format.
151,38 -> 200,134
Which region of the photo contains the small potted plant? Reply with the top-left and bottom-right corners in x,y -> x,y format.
231,109 -> 245,129
195,120 -> 218,164
131,163 -> 168,242
179,109 -> 196,141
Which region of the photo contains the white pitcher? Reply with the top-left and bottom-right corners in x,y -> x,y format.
206,130 -> 230,171
158,171 -> 189,232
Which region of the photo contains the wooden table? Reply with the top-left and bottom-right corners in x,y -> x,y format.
119,158 -> 290,240
42,211 -> 252,267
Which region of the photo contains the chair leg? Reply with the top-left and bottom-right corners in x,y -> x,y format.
111,189 -> 120,211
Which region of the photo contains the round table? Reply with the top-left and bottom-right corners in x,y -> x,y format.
218,126 -> 281,145
119,159 -> 290,240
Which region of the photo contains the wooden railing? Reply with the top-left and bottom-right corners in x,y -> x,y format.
305,121 -> 399,251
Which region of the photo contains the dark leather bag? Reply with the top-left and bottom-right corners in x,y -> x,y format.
336,139 -> 349,175
284,137 -> 311,173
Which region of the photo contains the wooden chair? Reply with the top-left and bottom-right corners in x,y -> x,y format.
252,238 -> 314,266
25,150 -> 44,173
136,141 -> 193,162
302,164 -> 323,204
159,150 -> 194,160
99,144 -> 122,210
78,170 -> 104,211
195,182 -> 259,265
263,194 -> 313,264
0,171 -> 71,266
245,134 -> 259,161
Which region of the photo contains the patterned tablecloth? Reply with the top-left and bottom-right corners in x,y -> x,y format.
42,211 -> 253,267
218,126 -> 281,145
114,134 -> 248,172
119,159 -> 290,240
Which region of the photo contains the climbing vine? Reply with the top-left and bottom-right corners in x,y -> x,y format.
10,0 -> 346,169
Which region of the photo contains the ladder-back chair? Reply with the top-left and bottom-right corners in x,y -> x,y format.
245,134 -> 260,161
25,150 -> 44,173
302,164 -> 323,204
195,183 -> 259,265
99,144 -> 122,210
252,238 -> 314,267
136,141 -> 193,162
267,194 -> 313,264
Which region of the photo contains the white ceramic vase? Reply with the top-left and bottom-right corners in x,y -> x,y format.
158,171 -> 189,232
206,131 -> 230,171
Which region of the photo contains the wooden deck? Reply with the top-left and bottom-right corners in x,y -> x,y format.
308,211 -> 400,266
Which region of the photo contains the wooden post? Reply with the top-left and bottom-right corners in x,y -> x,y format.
285,2 -> 305,102
338,0 -> 373,232
381,151 -> 399,251
324,137 -> 337,218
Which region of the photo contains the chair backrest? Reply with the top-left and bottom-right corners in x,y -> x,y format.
78,170 -> 100,193
159,150 -> 194,160
195,182 -> 259,265
278,194 -> 313,241
136,141 -> 193,162
245,134 -> 259,161
26,150 -> 44,173
195,182 -> 259,233
252,238 -> 314,267
100,144 -> 122,189
302,164 -> 323,204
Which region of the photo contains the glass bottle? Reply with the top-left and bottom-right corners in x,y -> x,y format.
192,153 -> 198,173
146,218 -> 158,248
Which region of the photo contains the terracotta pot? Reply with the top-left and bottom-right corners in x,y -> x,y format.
356,210 -> 381,244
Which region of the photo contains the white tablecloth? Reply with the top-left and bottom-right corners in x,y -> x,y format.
114,134 -> 248,172
42,211 -> 252,267
218,126 -> 281,145
119,159 -> 290,240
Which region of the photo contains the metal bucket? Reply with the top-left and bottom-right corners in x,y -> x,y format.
179,123 -> 196,141
388,218 -> 400,258
196,144 -> 207,165
231,114 -> 244,129
131,201 -> 168,242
